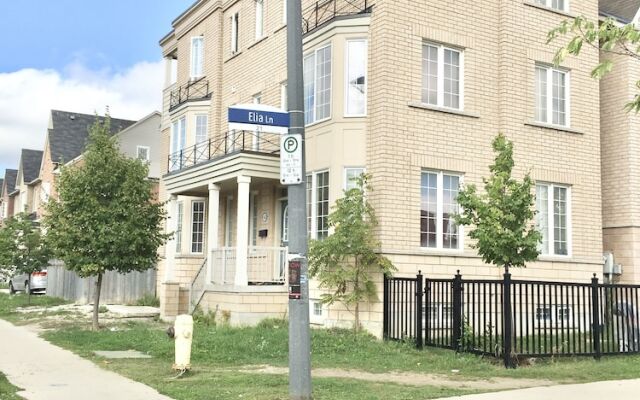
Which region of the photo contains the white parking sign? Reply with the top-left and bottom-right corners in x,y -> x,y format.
280,134 -> 303,185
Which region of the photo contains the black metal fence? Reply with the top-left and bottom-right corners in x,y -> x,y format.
384,271 -> 640,367
167,130 -> 280,172
302,0 -> 373,34
169,77 -> 210,110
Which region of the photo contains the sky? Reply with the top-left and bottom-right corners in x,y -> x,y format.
0,0 -> 194,174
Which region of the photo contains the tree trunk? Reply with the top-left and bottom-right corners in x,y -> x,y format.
354,260 -> 360,333
27,273 -> 32,305
92,273 -> 103,331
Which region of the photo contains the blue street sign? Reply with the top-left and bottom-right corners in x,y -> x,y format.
228,105 -> 289,134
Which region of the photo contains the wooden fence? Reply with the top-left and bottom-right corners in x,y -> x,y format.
46,260 -> 156,304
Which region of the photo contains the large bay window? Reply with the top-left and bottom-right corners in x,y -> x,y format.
304,44 -> 332,125
345,39 -> 367,116
170,117 -> 186,171
307,171 -> 330,240
420,171 -> 462,250
535,64 -> 569,127
536,183 -> 571,256
422,42 -> 463,110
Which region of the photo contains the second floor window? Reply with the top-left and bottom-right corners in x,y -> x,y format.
535,65 -> 569,127
421,171 -> 462,250
306,171 -> 330,240
422,42 -> 463,110
190,36 -> 204,79
345,39 -> 367,116
231,12 -> 240,53
170,117 -> 186,171
136,146 -> 150,162
255,0 -> 264,39
536,183 -> 570,256
304,44 -> 332,125
534,0 -> 567,12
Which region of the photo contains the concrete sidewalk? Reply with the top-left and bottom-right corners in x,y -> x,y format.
0,319 -> 173,400
437,378 -> 640,400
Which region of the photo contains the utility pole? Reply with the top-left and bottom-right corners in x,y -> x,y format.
286,0 -> 312,399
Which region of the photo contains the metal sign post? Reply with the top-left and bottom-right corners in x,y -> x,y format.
286,0 -> 312,399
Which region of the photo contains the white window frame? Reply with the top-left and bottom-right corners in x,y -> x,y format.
343,167 -> 365,191
309,299 -> 325,325
190,200 -> 206,254
170,117 -> 187,171
534,0 -> 569,12
307,170 -> 330,240
422,42 -> 465,111
136,146 -> 150,162
535,64 -> 570,127
190,36 -> 204,79
344,39 -> 368,117
420,170 -> 464,251
255,0 -> 264,40
231,12 -> 240,53
282,0 -> 287,24
536,183 -> 572,257
304,44 -> 332,126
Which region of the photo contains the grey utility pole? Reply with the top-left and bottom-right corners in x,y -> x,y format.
286,0 -> 312,399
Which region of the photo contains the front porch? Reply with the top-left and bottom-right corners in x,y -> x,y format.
161,145 -> 291,320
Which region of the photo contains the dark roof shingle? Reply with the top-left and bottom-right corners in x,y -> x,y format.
600,0 -> 640,23
48,110 -> 136,164
3,169 -> 18,195
20,149 -> 44,184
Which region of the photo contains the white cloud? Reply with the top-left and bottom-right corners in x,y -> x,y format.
0,60 -> 164,172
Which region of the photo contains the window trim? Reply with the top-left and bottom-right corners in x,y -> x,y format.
136,146 -> 150,162
307,169 -> 330,240
536,182 -> 572,258
190,200 -> 206,254
421,42 -> 465,111
309,299 -> 325,325
344,38 -> 368,117
420,170 -> 464,251
532,0 -> 569,13
231,12 -> 240,54
255,0 -> 264,40
343,167 -> 366,191
304,43 -> 333,126
535,63 -> 571,128
190,36 -> 204,79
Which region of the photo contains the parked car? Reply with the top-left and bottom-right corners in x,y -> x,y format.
9,270 -> 48,295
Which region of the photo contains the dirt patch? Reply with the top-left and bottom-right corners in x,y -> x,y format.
237,365 -> 555,390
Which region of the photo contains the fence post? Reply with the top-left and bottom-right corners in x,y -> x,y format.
425,277 -> 431,345
383,274 -> 389,340
416,271 -> 424,349
452,270 -> 463,351
591,273 -> 601,360
502,270 -> 515,368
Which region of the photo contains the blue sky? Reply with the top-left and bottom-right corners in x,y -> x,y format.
0,0 -> 194,174
0,0 -> 192,73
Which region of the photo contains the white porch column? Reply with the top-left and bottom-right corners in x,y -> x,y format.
235,176 -> 251,286
207,183 -> 221,284
164,194 -> 178,282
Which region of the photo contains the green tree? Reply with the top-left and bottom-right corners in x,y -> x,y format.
455,134 -> 541,273
548,16 -> 640,112
0,213 -> 50,303
309,174 -> 396,332
44,115 -> 169,330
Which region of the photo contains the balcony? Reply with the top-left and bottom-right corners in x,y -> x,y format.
303,0 -> 373,34
167,130 -> 280,173
169,77 -> 211,110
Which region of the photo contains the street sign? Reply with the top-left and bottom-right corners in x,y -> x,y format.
228,104 -> 289,134
280,134 -> 302,185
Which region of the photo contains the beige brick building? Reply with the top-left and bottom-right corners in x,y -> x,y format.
158,0 -> 616,334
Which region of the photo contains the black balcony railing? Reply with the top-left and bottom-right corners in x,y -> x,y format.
167,130 -> 280,173
169,77 -> 211,110
303,0 -> 373,34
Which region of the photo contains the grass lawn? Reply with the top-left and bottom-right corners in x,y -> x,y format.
0,293 -> 70,324
0,372 -> 23,400
2,292 -> 640,399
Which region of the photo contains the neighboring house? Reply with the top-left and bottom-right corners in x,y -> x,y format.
599,0 -> 640,284
155,0 -> 609,335
32,110 -> 137,220
0,169 -> 18,225
11,149 -> 44,219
